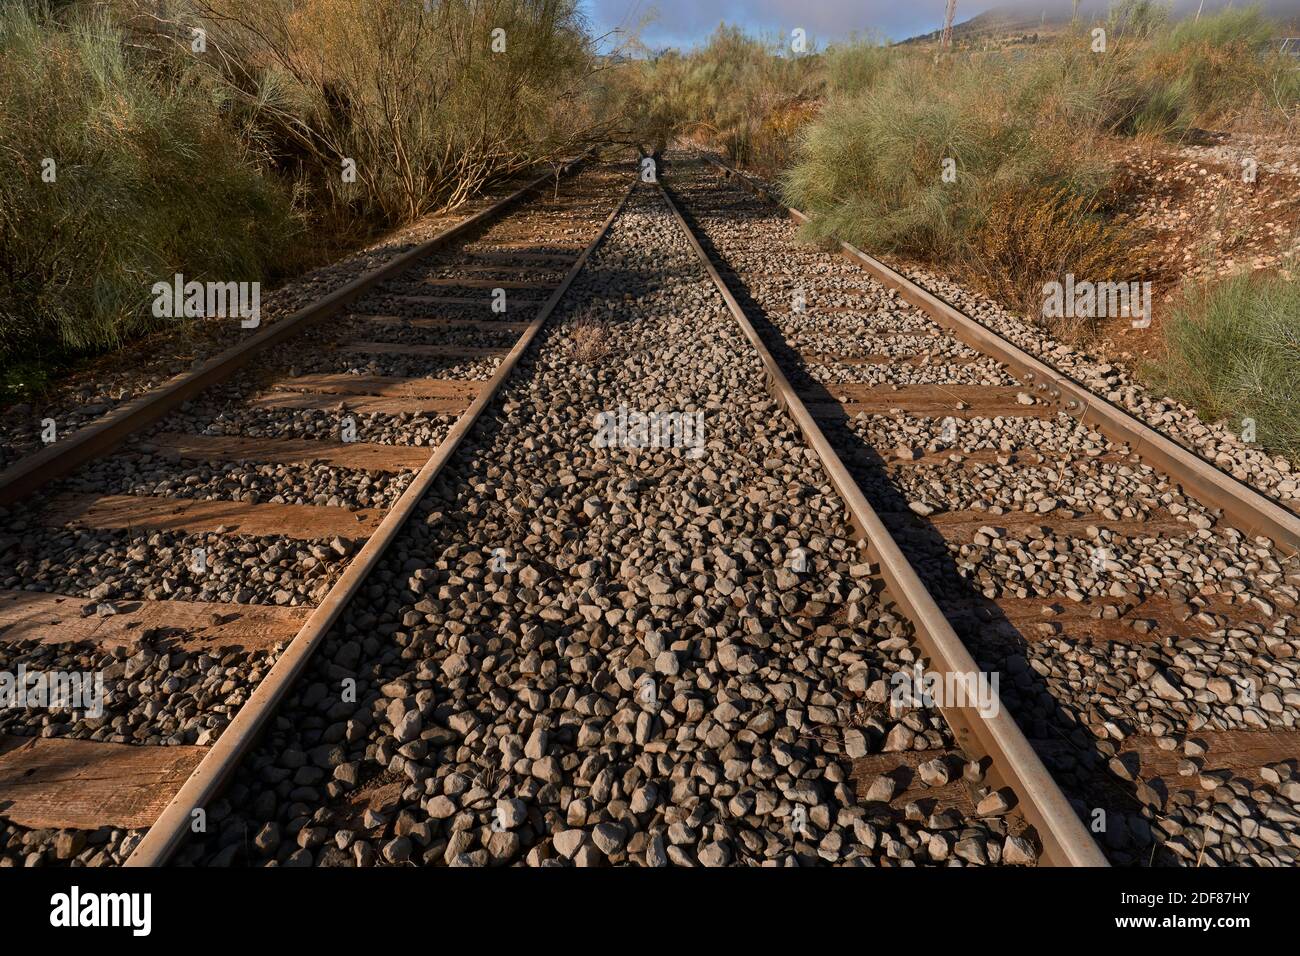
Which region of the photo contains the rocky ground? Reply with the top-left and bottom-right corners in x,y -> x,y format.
6,151 -> 1297,870
173,180 -> 1038,869
0,638 -> 281,747
1119,134 -> 1300,286
667,152 -> 1300,866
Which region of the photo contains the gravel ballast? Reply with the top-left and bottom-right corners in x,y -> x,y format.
666,152 -> 1300,866
176,175 -> 1034,868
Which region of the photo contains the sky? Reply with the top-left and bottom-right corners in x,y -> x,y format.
579,0 -> 1300,52
579,0 -> 993,50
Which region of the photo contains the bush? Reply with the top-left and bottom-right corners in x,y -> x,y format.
781,7 -> 1298,325
1151,272 -> 1300,458
970,186 -> 1133,328
783,52 -> 1114,262
599,25 -> 823,172
823,37 -> 896,97
0,2 -> 301,375
170,0 -> 602,226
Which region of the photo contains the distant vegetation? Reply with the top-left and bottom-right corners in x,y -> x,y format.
597,25 -> 823,172
1,0 -> 604,400
597,3 -> 1300,459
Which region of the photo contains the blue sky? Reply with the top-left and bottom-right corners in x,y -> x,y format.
578,0 -> 1300,51
580,0 -> 1023,50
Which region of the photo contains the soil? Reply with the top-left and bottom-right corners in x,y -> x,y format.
1099,130 -> 1300,363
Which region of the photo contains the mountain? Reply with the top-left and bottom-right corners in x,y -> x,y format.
900,0 -> 1300,46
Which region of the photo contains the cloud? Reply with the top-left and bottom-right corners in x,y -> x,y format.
584,0 -> 1001,47
585,0 -> 1300,49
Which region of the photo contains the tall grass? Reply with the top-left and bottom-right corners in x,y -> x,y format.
601,26 -> 823,171
0,2 -> 301,391
823,36 -> 897,97
1137,7 -> 1289,132
780,8 -> 1299,327
783,47 -> 1116,259
1150,273 -> 1300,458
161,0 -> 603,225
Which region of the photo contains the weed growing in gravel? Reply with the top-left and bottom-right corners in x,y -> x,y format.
569,316 -> 611,363
1150,272 -> 1300,459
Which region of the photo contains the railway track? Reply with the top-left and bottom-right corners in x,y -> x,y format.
2,148 -> 1293,869
146,165 -> 1100,868
662,148 -> 1300,866
0,155 -> 630,867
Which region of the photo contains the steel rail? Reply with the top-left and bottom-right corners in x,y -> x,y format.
659,179 -> 1109,867
125,174 -> 636,867
0,154 -> 592,509
692,149 -> 1300,555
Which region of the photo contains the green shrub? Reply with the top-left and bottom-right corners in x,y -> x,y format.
783,52 -> 1114,262
823,36 -> 896,97
1151,272 -> 1300,458
1163,5 -> 1273,49
1107,0 -> 1171,40
175,0 -> 602,226
0,2 -> 301,377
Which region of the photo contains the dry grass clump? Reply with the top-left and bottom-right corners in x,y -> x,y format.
568,316 -> 610,363
969,186 -> 1134,332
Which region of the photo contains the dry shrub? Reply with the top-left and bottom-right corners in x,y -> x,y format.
968,186 -> 1134,333
133,0 -> 604,227
569,316 -> 609,363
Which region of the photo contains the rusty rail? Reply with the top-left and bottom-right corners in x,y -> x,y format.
692,149 -> 1300,556
659,179 -> 1109,867
0,154 -> 592,509
124,174 -> 634,867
